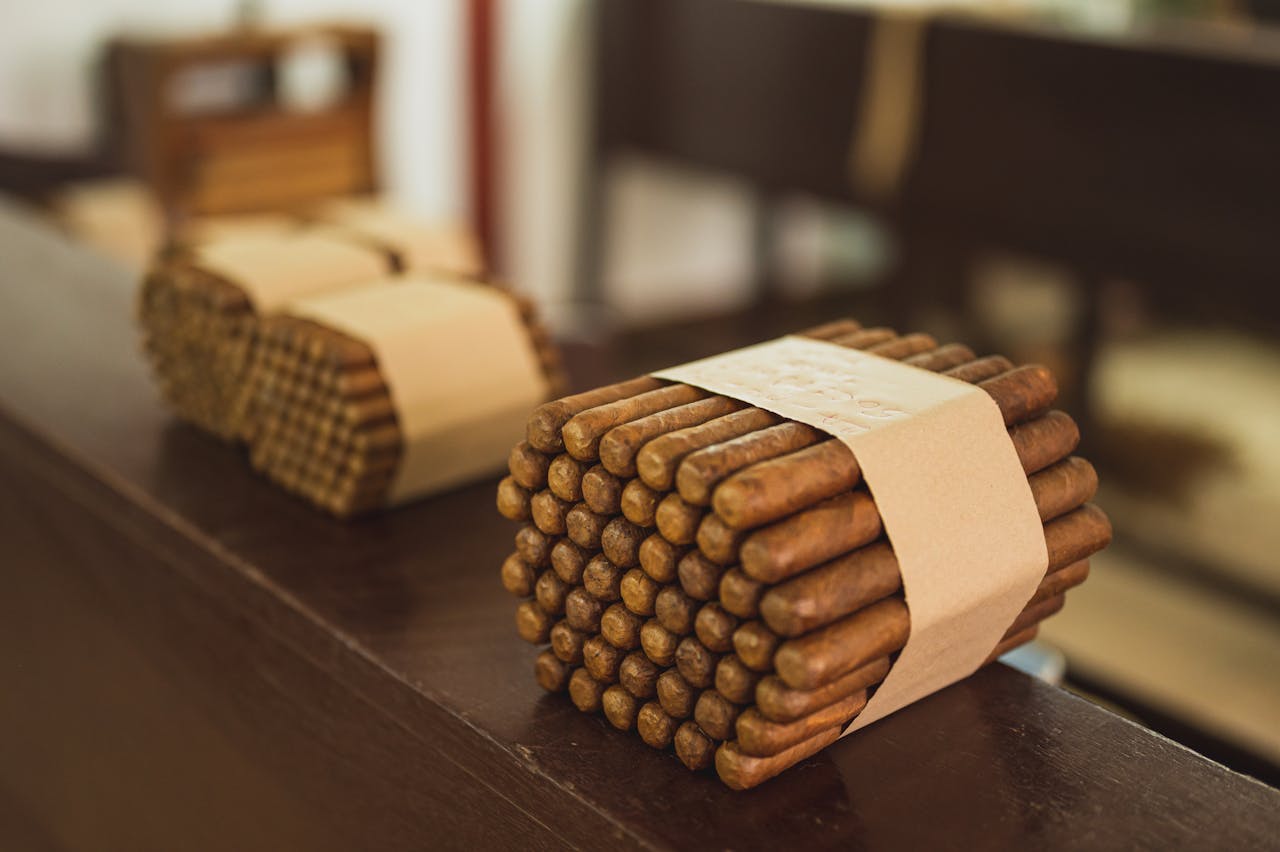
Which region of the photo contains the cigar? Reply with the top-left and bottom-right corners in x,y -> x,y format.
636,408 -> 781,492
903,342 -> 976,371
601,517 -> 646,568
534,570 -> 570,615
496,476 -> 532,521
755,657 -> 892,723
569,668 -> 607,712
563,385 -> 709,460
515,600 -> 553,644
530,490 -> 573,535
694,691 -> 742,741
657,670 -> 699,719
677,423 -> 823,506
678,551 -> 728,601
550,620 -> 588,664
675,637 -> 721,689
638,533 -> 686,584
565,503 -> 609,549
514,525 -> 552,567
619,651 -> 660,698
640,619 -> 681,667
715,726 -> 841,790
734,621 -> 782,672
735,689 -> 868,757
620,478 -> 662,527
599,396 -> 743,476
508,441 -> 550,490
603,685 -> 641,731
581,464 -> 623,515
527,376 -> 666,453
695,514 -> 747,566
694,603 -> 739,653
583,553 -> 623,601
564,587 -> 605,632
535,650 -> 572,693
655,493 -> 705,545
655,585 -> 699,635
601,603 -> 644,650
547,454 -> 592,502
674,721 -> 717,771
719,568 -> 766,618
865,332 -> 937,360
500,552 -> 537,598
620,568 -> 661,615
715,655 -> 764,704
637,702 -> 678,749
550,539 -> 590,584
583,635 -> 624,683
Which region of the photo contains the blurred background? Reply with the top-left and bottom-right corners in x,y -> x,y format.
1,0 -> 1277,784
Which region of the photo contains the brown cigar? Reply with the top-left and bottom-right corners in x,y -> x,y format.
527,376 -> 666,453
734,621 -> 782,672
550,539 -> 590,584
655,493 -> 705,545
636,408 -> 781,491
564,587 -> 605,632
581,464 -> 623,514
638,533 -> 686,584
678,551 -> 728,601
694,603 -> 740,653
583,554 -> 623,601
755,657 -> 892,723
641,619 -> 681,667
563,384 -> 709,460
621,568 -> 661,615
655,585 -> 699,635
514,525 -> 552,567
904,342 -> 976,371
496,476 -> 532,521
508,441 -> 550,489
620,479 -> 662,527
565,503 -> 609,550
534,650 -> 572,693
694,691 -> 742,741
657,671 -> 699,720
515,600 -> 553,644
637,702 -> 679,749
719,568 -> 766,618
716,726 -> 842,790
568,668 -> 606,712
602,517 -> 646,568
534,570 -> 570,615
675,637 -> 721,689
500,552 -> 537,598
550,620 -> 588,664
695,514 -> 748,566
601,602 -> 645,650
599,396 -> 743,477
530,490 -> 573,535
583,635 -> 624,683
865,332 -> 937,360
675,722 -> 717,771
715,655 -> 764,704
547,454 -> 592,502
736,689 -> 868,757
620,651 -> 660,699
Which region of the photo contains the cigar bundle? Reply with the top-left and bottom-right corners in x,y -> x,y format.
497,319 -> 1111,789
243,279 -> 565,518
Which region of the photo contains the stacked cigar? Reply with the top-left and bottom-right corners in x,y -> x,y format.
497,319 -> 1111,789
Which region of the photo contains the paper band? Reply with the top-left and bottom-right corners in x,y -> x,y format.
313,199 -> 484,278
289,277 -> 549,503
653,336 -> 1047,732
193,231 -> 390,314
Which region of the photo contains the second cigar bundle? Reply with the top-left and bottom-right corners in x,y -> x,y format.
496,318 -> 1111,789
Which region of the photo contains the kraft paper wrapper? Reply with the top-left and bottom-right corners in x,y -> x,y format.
192,231 -> 391,314
653,336 -> 1047,733
288,277 -> 549,504
313,198 -> 484,278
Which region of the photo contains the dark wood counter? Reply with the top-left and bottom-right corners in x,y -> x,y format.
1,198 -> 1277,850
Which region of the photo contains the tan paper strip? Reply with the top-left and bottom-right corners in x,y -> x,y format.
289,277 -> 549,503
653,336 -> 1047,732
194,231 -> 390,314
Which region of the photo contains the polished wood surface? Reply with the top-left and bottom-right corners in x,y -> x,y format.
1,199 -> 1278,849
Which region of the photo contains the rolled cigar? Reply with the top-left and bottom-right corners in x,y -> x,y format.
636,408 -> 781,491
496,476 -> 532,521
620,651 -> 660,698
794,318 -> 864,339
903,342 -> 975,371
565,503 -> 609,549
719,568 -> 766,618
535,650 -> 572,693
514,525 -> 552,567
550,620 -> 588,664
550,539 -> 590,584
655,585 -> 699,635
620,479 -> 662,527
530,490 -> 573,535
696,514 -> 748,566
601,603 -> 645,650
675,637 -> 721,689
830,327 -> 896,348
601,517 -> 646,568
716,726 -> 842,790
759,467 -> 1103,637
581,464 -> 623,515
734,621 -> 782,672
677,423 -> 823,506
637,702 -> 678,749
640,619 -> 680,667
657,670 -> 699,719
583,635 -> 624,683
603,685 -> 641,731
1011,411 -> 1080,474
515,600 -> 554,644
563,384 -> 709,460
534,570 -> 570,615
736,689 -> 868,757
1005,592 -> 1066,637
547,454 -> 592,502
500,553 -> 537,598
755,657 -> 892,723
583,554 -> 623,601
569,668 -> 606,713
620,568 -> 661,615
508,441 -> 550,490
655,493 -> 705,545
715,655 -> 764,704
694,691 -> 742,741
679,551 -> 729,601
675,722 -> 718,771
527,376 -> 666,453
334,366 -> 386,397
864,332 -> 937,360
599,396 -> 743,476
564,587 -> 605,632
1031,558 -> 1090,603
694,603 -> 739,653
638,533 -> 686,584
945,354 -> 1014,383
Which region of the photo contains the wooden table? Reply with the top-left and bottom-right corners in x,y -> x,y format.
1,199 -> 1277,850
